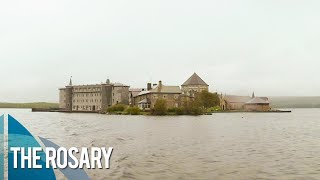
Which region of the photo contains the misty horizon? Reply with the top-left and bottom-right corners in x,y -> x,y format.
1,0 -> 320,102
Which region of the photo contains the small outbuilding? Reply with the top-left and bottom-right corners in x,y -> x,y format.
244,97 -> 270,111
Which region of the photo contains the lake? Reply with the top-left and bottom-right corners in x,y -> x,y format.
1,108 -> 320,179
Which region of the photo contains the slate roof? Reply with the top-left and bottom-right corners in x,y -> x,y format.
245,97 -> 269,104
149,85 -> 181,94
182,73 -> 208,86
259,97 -> 269,101
225,95 -> 252,103
130,88 -> 145,92
138,99 -> 150,104
113,83 -> 129,87
137,84 -> 181,96
130,88 -> 145,97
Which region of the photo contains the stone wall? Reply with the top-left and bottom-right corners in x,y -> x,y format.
245,104 -> 270,111
181,85 -> 208,96
133,92 -> 182,109
65,86 -> 73,111
112,86 -> 129,105
59,89 -> 67,109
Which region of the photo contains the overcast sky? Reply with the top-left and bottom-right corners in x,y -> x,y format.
0,0 -> 320,102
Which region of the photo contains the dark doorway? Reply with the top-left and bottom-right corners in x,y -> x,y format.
92,106 -> 96,111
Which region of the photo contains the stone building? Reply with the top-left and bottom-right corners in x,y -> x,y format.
129,88 -> 145,106
220,92 -> 270,111
220,95 -> 252,110
133,81 -> 182,110
181,73 -> 209,96
244,97 -> 270,111
59,78 -> 129,112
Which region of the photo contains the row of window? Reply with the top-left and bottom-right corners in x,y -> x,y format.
73,93 -> 118,97
67,98 -> 119,104
73,87 -> 101,92
139,103 -> 150,109
73,99 -> 102,103
73,93 -> 102,97
72,105 -> 101,111
152,95 -> 179,99
73,86 -> 126,92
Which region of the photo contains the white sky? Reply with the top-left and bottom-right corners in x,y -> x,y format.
0,0 -> 320,102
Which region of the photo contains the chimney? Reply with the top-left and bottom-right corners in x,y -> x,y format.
147,83 -> 152,90
158,80 -> 162,92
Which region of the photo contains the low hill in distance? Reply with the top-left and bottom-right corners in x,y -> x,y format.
0,97 -> 319,109
0,102 -> 59,109
269,96 -> 320,108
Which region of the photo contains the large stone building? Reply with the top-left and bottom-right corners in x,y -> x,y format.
132,73 -> 208,110
181,73 -> 209,96
59,78 -> 129,112
133,81 -> 183,110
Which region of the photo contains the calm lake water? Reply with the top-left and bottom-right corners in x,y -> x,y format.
1,108 -> 320,179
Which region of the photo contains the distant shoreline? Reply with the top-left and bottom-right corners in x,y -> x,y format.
0,102 -> 58,109
1,96 -> 320,109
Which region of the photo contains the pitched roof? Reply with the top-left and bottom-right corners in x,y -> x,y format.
130,88 -> 145,92
137,84 -> 181,96
113,83 -> 129,87
245,97 -> 269,104
259,97 -> 269,101
182,73 -> 208,86
138,99 -> 150,104
225,95 -> 252,103
150,85 -> 181,94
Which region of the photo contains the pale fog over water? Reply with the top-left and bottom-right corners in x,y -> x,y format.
1,108 -> 320,179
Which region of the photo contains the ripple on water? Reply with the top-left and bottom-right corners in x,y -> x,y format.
2,109 -> 320,179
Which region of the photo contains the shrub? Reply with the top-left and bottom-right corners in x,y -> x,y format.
207,105 -> 222,112
189,106 -> 203,115
168,107 -> 185,115
195,91 -> 220,109
182,101 -> 203,115
167,107 -> 176,113
106,104 -> 127,113
152,99 -> 167,115
126,106 -> 141,115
